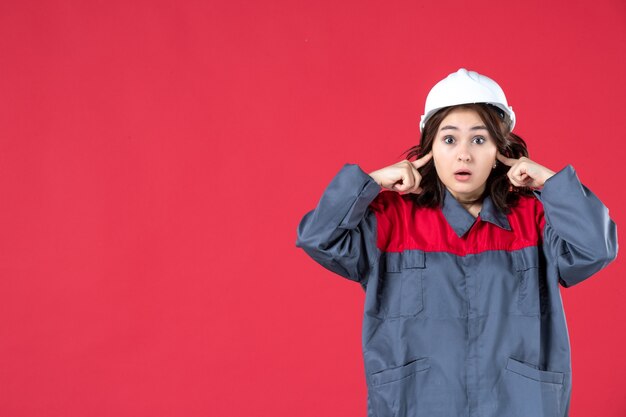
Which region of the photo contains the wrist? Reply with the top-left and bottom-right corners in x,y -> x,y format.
542,170 -> 556,186
368,171 -> 381,184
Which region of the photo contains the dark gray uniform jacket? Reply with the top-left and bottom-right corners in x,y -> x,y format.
295,163 -> 618,417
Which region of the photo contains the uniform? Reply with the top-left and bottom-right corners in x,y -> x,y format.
295,162 -> 618,417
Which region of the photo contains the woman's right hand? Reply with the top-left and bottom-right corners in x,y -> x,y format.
368,151 -> 433,194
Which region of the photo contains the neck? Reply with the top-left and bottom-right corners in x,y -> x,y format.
463,201 -> 482,218
446,187 -> 484,218
446,187 -> 485,205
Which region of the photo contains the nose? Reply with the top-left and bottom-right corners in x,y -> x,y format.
456,140 -> 472,162
457,151 -> 471,162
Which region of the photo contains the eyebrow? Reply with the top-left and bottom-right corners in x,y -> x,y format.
440,125 -> 488,131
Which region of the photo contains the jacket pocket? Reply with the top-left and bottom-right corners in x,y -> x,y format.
377,250 -> 425,319
512,248 -> 541,316
368,357 -> 431,417
499,357 -> 565,417
506,357 -> 564,384
370,357 -> 431,386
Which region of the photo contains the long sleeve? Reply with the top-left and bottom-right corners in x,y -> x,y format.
295,163 -> 383,287
534,165 -> 618,288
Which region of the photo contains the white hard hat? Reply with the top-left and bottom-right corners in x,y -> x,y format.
419,68 -> 516,132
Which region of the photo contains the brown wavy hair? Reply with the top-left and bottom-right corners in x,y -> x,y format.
399,103 -> 534,214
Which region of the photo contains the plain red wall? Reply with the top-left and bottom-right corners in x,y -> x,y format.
1,0 -> 624,416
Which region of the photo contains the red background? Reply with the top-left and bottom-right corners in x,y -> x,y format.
1,0 -> 624,416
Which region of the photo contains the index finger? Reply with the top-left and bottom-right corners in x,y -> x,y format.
496,152 -> 517,167
411,151 -> 433,169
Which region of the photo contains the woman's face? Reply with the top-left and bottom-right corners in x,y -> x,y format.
431,107 -> 497,202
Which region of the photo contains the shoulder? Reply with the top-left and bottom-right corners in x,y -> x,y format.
369,189 -> 439,226
509,192 -> 543,213
368,190 -> 430,215
369,189 -> 401,211
507,192 -> 546,232
368,190 -> 439,251
369,190 -> 440,232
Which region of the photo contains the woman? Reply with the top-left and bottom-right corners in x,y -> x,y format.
295,68 -> 617,417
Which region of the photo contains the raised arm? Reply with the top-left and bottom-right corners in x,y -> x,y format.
295,164 -> 382,286
296,154 -> 433,286
497,153 -> 618,287
534,165 -> 618,288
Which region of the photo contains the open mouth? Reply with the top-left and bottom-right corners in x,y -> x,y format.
454,169 -> 472,181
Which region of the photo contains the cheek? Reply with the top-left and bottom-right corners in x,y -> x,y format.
431,149 -> 447,172
477,147 -> 497,173
478,143 -> 497,158
431,142 -> 450,165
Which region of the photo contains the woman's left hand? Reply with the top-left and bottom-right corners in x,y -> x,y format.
496,152 -> 556,189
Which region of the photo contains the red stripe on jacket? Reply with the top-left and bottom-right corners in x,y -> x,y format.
368,191 -> 546,256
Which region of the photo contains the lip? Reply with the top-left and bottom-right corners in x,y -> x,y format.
454,173 -> 472,182
454,169 -> 472,175
454,169 -> 472,183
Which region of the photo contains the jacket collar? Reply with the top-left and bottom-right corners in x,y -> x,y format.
441,187 -> 511,237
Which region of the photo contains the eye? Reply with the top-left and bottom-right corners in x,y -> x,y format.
443,135 -> 455,144
473,136 -> 486,144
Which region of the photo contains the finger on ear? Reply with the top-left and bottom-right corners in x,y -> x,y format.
412,151 -> 433,169
496,152 -> 516,166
